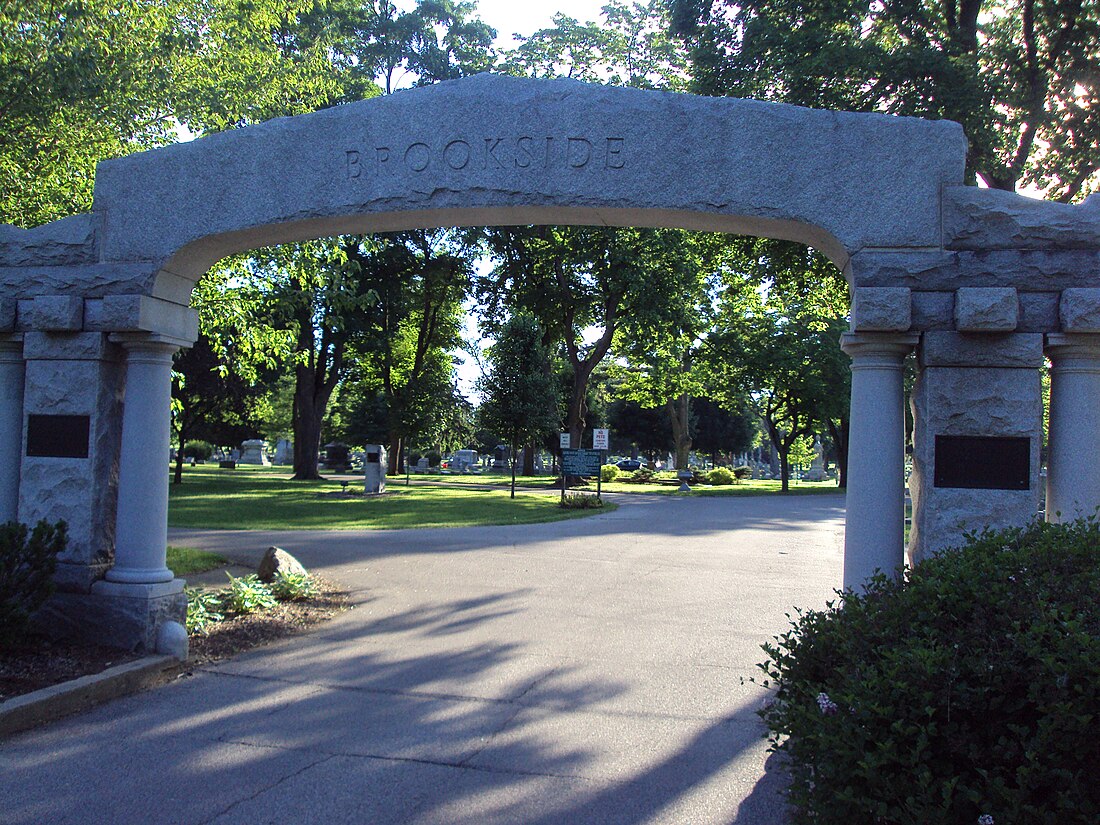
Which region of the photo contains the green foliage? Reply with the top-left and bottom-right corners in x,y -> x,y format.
733,465 -> 752,480
705,466 -> 735,485
672,0 -> 1100,200
560,492 -> 604,509
759,519 -> 1100,824
600,464 -> 620,482
166,546 -> 227,576
626,467 -> 655,483
185,588 -> 224,635
0,520 -> 67,647
182,440 -> 214,460
270,570 -> 318,601
224,573 -> 278,615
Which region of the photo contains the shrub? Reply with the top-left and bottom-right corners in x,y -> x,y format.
759,518 -> 1100,825
270,570 -> 318,601
426,451 -> 442,467
224,573 -> 278,614
0,520 -> 67,647
733,465 -> 753,480
183,440 -> 213,460
600,464 -> 620,482
560,492 -> 604,509
185,588 -> 224,635
625,467 -> 654,483
706,467 -> 736,485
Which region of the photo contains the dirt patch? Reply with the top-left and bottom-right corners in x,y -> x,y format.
186,577 -> 350,667
1,639 -> 142,702
1,578 -> 351,701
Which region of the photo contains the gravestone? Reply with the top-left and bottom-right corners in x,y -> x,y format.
364,444 -> 387,494
273,438 -> 292,465
803,437 -> 827,482
239,439 -> 269,466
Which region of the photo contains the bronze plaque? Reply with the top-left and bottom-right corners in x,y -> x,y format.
26,414 -> 90,459
934,435 -> 1030,491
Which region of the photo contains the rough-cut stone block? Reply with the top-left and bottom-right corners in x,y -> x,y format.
1059,288 -> 1100,332
0,262 -> 160,301
35,582 -> 186,652
943,186 -> 1100,251
0,298 -> 16,331
0,214 -> 98,267
955,287 -> 1018,331
850,248 -> 1100,292
909,365 -> 1042,562
918,331 -> 1043,368
910,292 -> 954,330
851,287 -> 911,331
93,73 -> 965,286
84,294 -> 199,342
257,547 -> 309,582
22,330 -> 114,361
1017,292 -> 1059,332
21,295 -> 84,331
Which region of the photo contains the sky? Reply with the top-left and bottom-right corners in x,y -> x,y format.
466,1 -> 608,48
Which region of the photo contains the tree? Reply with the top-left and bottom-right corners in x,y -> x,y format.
479,313 -> 560,497
692,397 -> 756,466
671,0 -> 1100,201
500,0 -> 688,90
607,398 -> 671,461
349,230 -> 473,473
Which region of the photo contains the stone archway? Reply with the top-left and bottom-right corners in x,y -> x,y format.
2,74 -> 1098,652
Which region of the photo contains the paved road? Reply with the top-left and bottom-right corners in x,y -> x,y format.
2,493 -> 844,824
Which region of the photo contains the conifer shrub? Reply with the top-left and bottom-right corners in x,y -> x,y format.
0,520 -> 67,647
758,519 -> 1100,825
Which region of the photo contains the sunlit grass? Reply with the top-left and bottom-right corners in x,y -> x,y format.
167,466 -> 614,530
166,545 -> 228,574
404,471 -> 842,496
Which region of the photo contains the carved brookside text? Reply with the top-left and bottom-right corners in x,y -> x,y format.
345,135 -> 626,179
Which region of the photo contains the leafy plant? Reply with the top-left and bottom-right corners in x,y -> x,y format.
600,464 -> 620,482
270,570 -> 318,602
224,574 -> 278,615
560,493 -> 604,509
185,588 -> 224,635
182,440 -> 213,460
626,467 -> 655,483
759,518 -> 1100,824
706,467 -> 736,485
0,520 -> 67,647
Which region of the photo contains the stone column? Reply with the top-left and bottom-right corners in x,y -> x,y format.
1045,334 -> 1100,522
840,333 -> 918,590
104,335 -> 181,584
0,336 -> 24,522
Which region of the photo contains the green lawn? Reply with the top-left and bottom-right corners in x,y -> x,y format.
167,465 -> 614,530
405,471 -> 841,496
166,545 -> 228,574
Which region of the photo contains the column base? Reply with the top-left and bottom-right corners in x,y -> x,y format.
31,578 -> 186,654
104,565 -> 175,584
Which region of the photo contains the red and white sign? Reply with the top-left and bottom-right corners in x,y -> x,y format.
593,428 -> 609,450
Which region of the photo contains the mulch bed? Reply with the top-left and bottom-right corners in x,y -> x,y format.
187,578 -> 350,667
1,639 -> 142,702
0,579 -> 350,701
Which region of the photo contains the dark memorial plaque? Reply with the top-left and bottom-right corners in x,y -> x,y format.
934,435 -> 1030,491
26,414 -> 90,459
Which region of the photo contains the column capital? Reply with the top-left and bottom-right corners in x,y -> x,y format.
840,332 -> 920,364
109,332 -> 188,365
1045,333 -> 1100,363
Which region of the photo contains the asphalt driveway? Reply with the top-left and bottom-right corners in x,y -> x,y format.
2,492 -> 844,824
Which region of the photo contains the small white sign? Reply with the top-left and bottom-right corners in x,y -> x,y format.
559,432 -> 571,449
593,428 -> 609,450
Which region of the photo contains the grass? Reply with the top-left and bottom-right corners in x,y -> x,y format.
166,545 -> 228,574
408,471 -> 841,496
167,465 -> 615,530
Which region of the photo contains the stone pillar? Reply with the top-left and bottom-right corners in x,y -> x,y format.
840,333 -> 918,590
0,336 -> 24,522
1045,334 -> 1100,522
909,332 -> 1043,562
105,336 -> 181,584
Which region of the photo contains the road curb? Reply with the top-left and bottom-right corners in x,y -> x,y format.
0,655 -> 181,738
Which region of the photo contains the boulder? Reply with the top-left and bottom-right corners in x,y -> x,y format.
257,547 -> 308,582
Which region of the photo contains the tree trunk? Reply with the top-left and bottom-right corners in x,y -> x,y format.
827,417 -> 850,489
667,393 -> 692,470
173,441 -> 185,485
387,430 -> 403,474
522,438 -> 535,475
510,437 -> 519,499
292,389 -> 325,480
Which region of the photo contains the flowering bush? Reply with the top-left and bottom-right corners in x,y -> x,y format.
758,518 -> 1100,824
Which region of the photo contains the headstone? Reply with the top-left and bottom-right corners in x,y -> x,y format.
416,456 -> 429,472
492,444 -> 510,471
803,436 -> 827,482
322,442 -> 349,470
273,438 -> 292,465
239,439 -> 269,465
364,444 -> 387,494
257,546 -> 308,582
